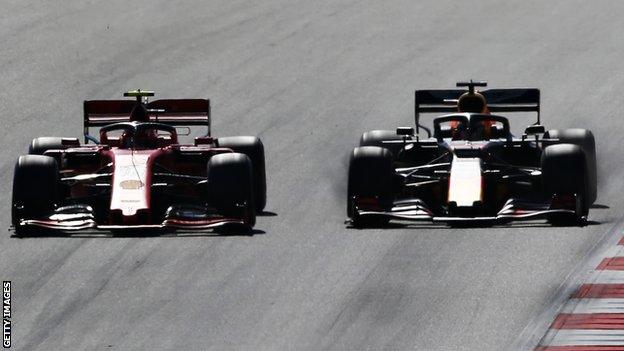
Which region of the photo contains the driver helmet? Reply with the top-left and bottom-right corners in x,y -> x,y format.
450,120 -> 467,140
134,127 -> 157,148
119,130 -> 133,148
457,91 -> 488,114
472,119 -> 496,140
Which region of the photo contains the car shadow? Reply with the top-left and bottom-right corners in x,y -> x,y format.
345,219 -> 604,230
10,227 -> 266,239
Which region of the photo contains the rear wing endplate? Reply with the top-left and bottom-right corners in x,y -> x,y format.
414,88 -> 540,136
83,99 -> 211,143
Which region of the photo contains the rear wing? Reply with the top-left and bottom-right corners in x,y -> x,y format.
414,88 -> 540,136
83,99 -> 211,143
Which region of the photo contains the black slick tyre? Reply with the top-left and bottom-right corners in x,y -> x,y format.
541,143 -> 589,224
347,146 -> 395,227
29,137 -> 79,155
544,129 -> 597,205
216,136 -> 266,212
12,155 -> 59,234
359,130 -> 406,158
207,153 -> 256,228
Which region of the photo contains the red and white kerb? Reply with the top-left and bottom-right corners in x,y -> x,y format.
536,236 -> 624,350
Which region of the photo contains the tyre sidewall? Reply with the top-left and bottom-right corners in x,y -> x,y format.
216,136 -> 266,212
541,143 -> 589,217
544,129 -> 596,204
207,153 -> 256,226
347,146 -> 395,217
12,155 -> 59,225
359,130 -> 407,158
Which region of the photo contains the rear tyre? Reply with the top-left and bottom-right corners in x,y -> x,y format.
541,144 -> 588,224
207,153 -> 255,227
347,146 -> 395,227
360,130 -> 406,158
29,137 -> 79,155
544,129 -> 597,204
216,136 -> 266,212
12,155 -> 59,234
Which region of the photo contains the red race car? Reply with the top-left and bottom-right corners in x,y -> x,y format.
12,90 -> 266,235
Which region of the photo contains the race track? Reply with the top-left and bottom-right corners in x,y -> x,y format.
2,1 -> 624,350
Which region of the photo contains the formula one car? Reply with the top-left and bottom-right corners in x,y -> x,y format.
347,81 -> 597,227
12,90 -> 266,235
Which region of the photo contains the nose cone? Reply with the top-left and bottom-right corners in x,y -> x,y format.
447,157 -> 483,209
109,149 -> 152,224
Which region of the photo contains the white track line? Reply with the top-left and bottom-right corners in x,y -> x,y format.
561,298 -> 624,314
603,246 -> 624,258
586,270 -> 624,284
541,329 -> 624,346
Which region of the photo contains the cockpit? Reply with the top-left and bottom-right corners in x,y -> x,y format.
99,122 -> 178,149
433,113 -> 511,141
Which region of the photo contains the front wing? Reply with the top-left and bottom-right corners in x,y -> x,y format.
350,197 -> 583,225
13,205 -> 249,233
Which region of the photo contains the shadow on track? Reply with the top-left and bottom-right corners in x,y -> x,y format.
11,228 -> 267,239
345,220 -> 604,231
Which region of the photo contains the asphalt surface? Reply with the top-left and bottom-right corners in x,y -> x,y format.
2,1 -> 624,350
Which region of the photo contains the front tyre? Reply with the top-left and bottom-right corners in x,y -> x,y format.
216,136 -> 266,212
347,146 -> 395,227
12,155 -> 59,234
541,144 -> 589,224
544,129 -> 597,204
207,153 -> 256,227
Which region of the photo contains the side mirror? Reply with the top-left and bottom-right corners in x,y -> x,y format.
175,126 -> 191,136
524,125 -> 545,135
396,127 -> 415,136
